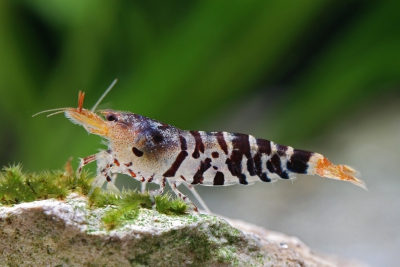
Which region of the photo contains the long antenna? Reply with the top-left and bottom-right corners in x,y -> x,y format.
91,78 -> 118,112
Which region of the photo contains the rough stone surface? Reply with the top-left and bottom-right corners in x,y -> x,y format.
0,194 -> 366,267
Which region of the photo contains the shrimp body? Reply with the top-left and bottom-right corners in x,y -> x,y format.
36,91 -> 366,212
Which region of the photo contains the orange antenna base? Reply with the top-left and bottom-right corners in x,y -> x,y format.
78,91 -> 85,113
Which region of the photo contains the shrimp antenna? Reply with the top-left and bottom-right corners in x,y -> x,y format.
32,107 -> 68,117
91,78 -> 118,112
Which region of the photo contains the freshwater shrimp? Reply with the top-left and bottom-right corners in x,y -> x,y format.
34,84 -> 366,213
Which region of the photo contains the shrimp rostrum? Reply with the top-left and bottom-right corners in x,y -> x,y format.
34,91 -> 366,213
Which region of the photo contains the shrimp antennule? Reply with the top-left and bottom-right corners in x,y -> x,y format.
32,107 -> 69,117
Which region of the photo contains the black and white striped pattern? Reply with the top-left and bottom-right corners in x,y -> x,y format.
155,130 -> 314,186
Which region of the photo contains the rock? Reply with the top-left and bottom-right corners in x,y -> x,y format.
0,194 -> 366,267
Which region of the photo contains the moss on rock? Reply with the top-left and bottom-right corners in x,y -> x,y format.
0,164 -> 187,230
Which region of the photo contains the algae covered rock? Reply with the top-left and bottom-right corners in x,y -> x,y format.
0,193 -> 365,267
0,194 -> 257,266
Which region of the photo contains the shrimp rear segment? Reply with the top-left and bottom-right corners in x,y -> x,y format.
162,131 -> 366,189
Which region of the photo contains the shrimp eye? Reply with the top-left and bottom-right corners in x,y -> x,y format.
106,114 -> 118,122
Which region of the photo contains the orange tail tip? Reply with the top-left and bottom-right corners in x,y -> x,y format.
315,157 -> 367,190
337,164 -> 360,177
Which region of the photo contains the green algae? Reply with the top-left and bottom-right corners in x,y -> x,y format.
0,164 -> 90,204
94,189 -> 187,230
0,164 -> 188,229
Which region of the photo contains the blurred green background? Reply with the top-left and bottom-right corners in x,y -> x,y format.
1,1 -> 400,265
2,0 -> 399,171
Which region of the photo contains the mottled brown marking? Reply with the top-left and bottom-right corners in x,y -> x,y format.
253,153 -> 263,177
211,151 -> 219,158
232,133 -> 251,158
216,132 -> 228,155
246,158 -> 256,176
213,171 -> 225,185
227,133 -> 253,182
190,131 -> 205,159
83,155 -> 96,165
128,169 -> 136,177
287,149 -> 313,174
276,144 -> 288,157
260,172 -> 271,182
256,138 -> 271,155
192,158 -> 212,184
225,158 -> 237,176
229,150 -> 242,176
239,174 -> 248,185
163,151 -> 188,177
268,154 -> 288,179
132,147 -> 144,157
179,135 -> 187,151
113,158 -> 120,167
